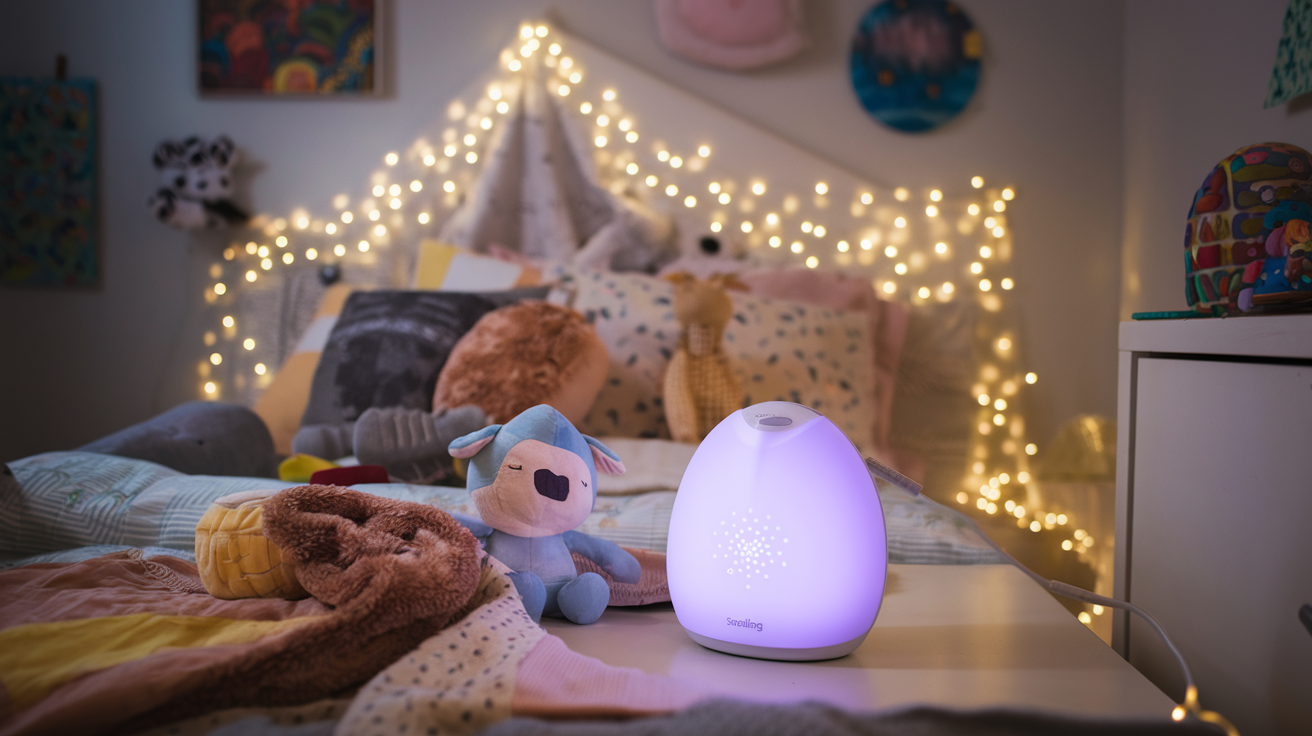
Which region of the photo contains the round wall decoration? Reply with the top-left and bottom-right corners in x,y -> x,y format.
850,0 -> 982,133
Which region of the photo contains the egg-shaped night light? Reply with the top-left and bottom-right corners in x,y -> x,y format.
667,401 -> 887,661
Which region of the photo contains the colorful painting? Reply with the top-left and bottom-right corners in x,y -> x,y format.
850,0 -> 981,133
199,0 -> 377,95
0,78 -> 99,287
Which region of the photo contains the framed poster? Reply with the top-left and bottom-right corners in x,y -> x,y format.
0,77 -> 99,287
199,0 -> 379,95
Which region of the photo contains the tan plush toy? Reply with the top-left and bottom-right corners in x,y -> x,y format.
662,272 -> 747,443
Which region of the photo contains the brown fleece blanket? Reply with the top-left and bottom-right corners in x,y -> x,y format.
0,485 -> 482,736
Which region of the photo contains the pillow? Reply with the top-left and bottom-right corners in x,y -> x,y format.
432,301 -> 608,426
736,268 -> 908,451
253,283 -> 355,455
567,269 -> 877,451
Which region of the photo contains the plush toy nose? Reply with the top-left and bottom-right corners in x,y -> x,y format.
534,469 -> 569,502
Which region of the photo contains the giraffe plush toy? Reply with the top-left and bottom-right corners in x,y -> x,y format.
662,272 -> 747,443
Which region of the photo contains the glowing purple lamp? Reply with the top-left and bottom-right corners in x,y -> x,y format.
667,401 -> 887,661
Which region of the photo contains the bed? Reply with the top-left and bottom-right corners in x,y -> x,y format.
0,21 -> 1175,736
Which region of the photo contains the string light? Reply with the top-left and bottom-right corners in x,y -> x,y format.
203,24 -> 1057,592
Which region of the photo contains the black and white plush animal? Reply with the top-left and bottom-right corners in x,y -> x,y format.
147,135 -> 249,230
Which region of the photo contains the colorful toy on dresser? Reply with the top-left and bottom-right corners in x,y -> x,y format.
1184,141 -> 1312,314
448,404 -> 640,624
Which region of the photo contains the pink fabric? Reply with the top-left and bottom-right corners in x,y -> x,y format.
737,268 -> 909,453
512,635 -> 707,717
654,0 -> 808,71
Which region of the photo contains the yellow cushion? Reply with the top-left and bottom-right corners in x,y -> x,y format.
195,491 -> 307,600
278,453 -> 339,483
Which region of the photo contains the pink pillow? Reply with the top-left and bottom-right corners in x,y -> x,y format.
738,268 -> 909,456
654,0 -> 809,71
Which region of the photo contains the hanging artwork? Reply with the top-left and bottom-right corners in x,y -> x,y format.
653,0 -> 809,71
0,77 -> 99,287
850,0 -> 982,133
198,0 -> 378,95
1264,0 -> 1312,108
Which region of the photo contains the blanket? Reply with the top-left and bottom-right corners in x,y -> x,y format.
0,485 -> 482,735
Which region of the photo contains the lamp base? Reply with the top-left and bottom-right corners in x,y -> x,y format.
685,628 -> 869,662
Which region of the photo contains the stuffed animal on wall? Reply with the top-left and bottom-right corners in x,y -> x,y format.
448,404 -> 640,624
147,135 -> 249,230
662,272 -> 747,443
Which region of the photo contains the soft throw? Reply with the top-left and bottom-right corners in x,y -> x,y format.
0,485 -> 482,736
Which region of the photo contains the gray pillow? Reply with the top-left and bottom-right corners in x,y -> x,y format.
300,287 -> 551,427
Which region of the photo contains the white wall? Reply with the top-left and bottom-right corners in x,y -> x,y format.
1122,0 -> 1312,317
0,0 -> 1125,460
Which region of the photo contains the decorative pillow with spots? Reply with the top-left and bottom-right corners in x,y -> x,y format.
566,269 -> 876,451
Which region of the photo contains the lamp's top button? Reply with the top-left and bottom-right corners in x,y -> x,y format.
758,416 -> 792,427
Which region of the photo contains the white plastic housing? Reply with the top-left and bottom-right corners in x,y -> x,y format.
667,401 -> 887,661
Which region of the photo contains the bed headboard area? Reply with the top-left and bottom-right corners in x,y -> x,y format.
203,23 -> 1033,512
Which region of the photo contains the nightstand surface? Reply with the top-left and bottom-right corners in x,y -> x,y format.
544,564 -> 1173,719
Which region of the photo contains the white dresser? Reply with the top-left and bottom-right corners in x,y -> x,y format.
1114,314 -> 1312,736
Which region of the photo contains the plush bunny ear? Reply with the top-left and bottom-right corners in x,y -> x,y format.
583,435 -> 626,476
448,424 -> 502,459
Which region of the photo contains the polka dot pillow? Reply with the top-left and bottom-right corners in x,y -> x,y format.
566,269 -> 876,451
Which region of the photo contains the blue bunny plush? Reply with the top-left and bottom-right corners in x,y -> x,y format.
448,404 -> 640,624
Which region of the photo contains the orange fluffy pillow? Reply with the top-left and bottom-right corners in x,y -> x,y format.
432,302 -> 608,426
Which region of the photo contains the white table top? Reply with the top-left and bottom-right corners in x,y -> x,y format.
544,564 -> 1175,719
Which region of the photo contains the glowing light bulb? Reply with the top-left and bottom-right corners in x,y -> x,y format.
980,279 -> 992,291
480,117 -> 492,130
443,180 -> 456,193
409,180 -> 423,193
769,236 -> 781,248
306,248 -> 318,260
984,216 -> 997,229
993,226 -> 1005,237
1062,540 -> 1074,551
374,224 -> 387,236
646,175 -> 658,187
508,59 -> 521,71
970,262 -> 983,274
595,135 -> 607,147
979,245 -> 992,258
684,195 -> 696,207
942,282 -> 954,294
257,245 -> 269,257
935,242 -> 948,254
925,205 -> 938,217
1078,612 -> 1091,624
626,131 -> 638,142
806,256 -> 819,268
815,182 -> 828,195
993,414 -> 1005,426
520,25 -> 533,39
698,145 -> 710,157
918,287 -> 930,298
1025,372 -> 1037,384
930,189 -> 943,201
325,223 -> 337,235
369,210 -> 380,220
603,89 -> 616,101
626,163 -> 638,175
791,241 -> 804,253
245,270 -> 257,282
997,337 -> 1011,350
389,198 -> 401,210
334,244 -> 346,257
580,102 -> 593,115
1057,514 -> 1067,524
359,240 -> 370,252
994,200 -> 1006,212
1025,443 -> 1038,455
814,225 -> 825,237
765,213 -> 779,225
994,398 -> 1007,410
741,221 -> 753,233
1001,278 -> 1014,290
665,184 -> 678,196
968,203 -> 981,216
569,72 -> 582,84
385,152 -> 399,166
560,57 -> 572,69
670,156 -> 683,168
710,222 -> 722,232
860,192 -> 873,205
882,281 -> 896,294
418,212 -> 430,224
444,145 -> 457,157
618,119 -> 632,131
657,150 -> 670,162
549,43 -> 561,55
801,221 -> 813,233
1002,188 -> 1015,200
884,246 -> 897,257
282,252 -> 294,264
372,184 -> 385,197
535,24 -> 548,37
243,338 -> 255,350
971,176 -> 984,188
204,382 -> 217,395
496,101 -> 509,114
254,363 -> 267,375
894,187 -> 909,201
558,85 -> 570,96
978,394 -> 990,406
894,263 -> 907,275
210,352 -> 223,365
466,152 -> 478,163
957,492 -> 969,504
894,217 -> 907,228
597,114 -> 609,126
752,182 -> 766,195
1018,471 -> 1030,483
